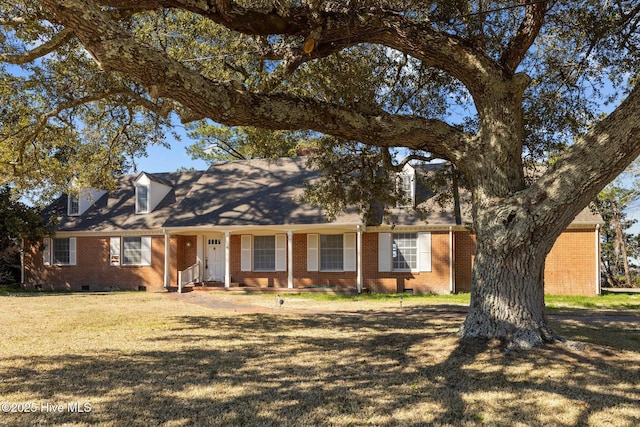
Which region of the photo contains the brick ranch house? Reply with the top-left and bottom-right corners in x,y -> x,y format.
22,157 -> 603,295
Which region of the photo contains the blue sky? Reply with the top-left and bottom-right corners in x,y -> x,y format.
134,135 -> 208,173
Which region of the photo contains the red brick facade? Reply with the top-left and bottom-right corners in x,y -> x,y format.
24,227 -> 600,295
453,228 -> 600,296
24,235 -> 173,292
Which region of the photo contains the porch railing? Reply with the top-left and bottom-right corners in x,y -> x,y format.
178,261 -> 201,293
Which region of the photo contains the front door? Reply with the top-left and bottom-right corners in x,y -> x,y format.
206,237 -> 224,281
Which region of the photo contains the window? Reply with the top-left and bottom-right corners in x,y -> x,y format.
241,235 -> 286,272
307,234 -> 356,272
378,232 -> 431,272
396,174 -> 415,207
68,194 -> 79,216
136,185 -> 149,213
43,237 -> 76,266
320,234 -> 344,271
254,236 -> 276,271
52,238 -> 70,265
393,233 -> 417,270
119,236 -> 152,266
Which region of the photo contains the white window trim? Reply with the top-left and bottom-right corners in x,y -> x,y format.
378,232 -> 431,273
115,236 -> 152,266
306,233 -> 356,273
242,235 -> 288,272
135,184 -> 150,214
396,172 -> 416,208
68,194 -> 80,216
43,237 -> 76,266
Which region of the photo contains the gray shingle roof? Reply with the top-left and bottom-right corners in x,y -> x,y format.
45,157 -> 602,232
163,157 -> 361,228
49,171 -> 203,232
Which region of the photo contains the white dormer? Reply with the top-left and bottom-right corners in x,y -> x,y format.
396,163 -> 416,208
67,188 -> 107,216
135,173 -> 172,214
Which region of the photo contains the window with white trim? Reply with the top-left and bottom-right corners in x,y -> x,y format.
136,185 -> 149,214
110,236 -> 152,266
68,194 -> 79,216
307,233 -> 356,272
378,232 -> 431,272
254,236 -> 276,271
393,233 -> 418,270
43,237 -> 76,266
241,235 -> 287,272
320,234 -> 344,271
396,173 -> 415,207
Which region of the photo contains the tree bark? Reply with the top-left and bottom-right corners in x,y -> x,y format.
460,217 -> 559,348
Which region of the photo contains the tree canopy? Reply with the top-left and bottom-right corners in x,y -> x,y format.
2,0 -> 640,347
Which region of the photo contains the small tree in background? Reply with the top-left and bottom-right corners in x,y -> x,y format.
0,187 -> 52,285
597,178 -> 640,288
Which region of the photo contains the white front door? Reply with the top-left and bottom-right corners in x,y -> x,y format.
206,237 -> 225,281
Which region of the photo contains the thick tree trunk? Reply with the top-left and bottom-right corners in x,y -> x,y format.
460,228 -> 559,348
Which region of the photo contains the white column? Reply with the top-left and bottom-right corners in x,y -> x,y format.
287,230 -> 294,288
225,231 -> 231,288
449,226 -> 455,294
357,225 -> 363,294
163,230 -> 171,290
595,224 -> 601,295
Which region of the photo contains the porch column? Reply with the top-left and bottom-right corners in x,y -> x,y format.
163,230 -> 171,289
595,224 -> 601,295
287,230 -> 294,288
357,225 -> 363,294
449,226 -> 455,294
224,231 -> 231,288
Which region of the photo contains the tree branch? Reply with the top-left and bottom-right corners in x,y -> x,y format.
95,0 -> 503,93
39,0 -> 471,161
0,28 -> 74,64
499,0 -> 548,74
381,148 -> 436,172
522,84 -> 640,234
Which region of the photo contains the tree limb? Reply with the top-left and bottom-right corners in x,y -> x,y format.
0,28 -> 74,64
499,0 -> 548,74
39,0 -> 471,161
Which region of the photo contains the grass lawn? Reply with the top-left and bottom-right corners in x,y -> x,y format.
0,291 -> 638,426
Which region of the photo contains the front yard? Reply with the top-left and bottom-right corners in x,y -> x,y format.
0,291 -> 638,426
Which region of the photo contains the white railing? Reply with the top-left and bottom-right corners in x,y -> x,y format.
178,261 -> 201,293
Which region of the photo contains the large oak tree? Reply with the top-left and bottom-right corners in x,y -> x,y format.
2,1 -> 639,347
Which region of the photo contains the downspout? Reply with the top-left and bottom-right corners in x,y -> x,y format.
287,230 -> 293,289
224,231 -> 231,288
595,224 -> 601,295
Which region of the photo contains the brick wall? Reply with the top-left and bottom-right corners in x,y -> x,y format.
454,231 -> 476,293
229,232 -> 452,293
24,228 -> 598,295
363,232 -> 452,294
545,229 -> 598,295
23,235 -> 172,292
452,229 -> 598,296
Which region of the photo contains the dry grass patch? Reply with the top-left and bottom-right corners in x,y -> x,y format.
0,291 -> 638,426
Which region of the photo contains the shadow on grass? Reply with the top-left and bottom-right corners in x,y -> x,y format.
1,308 -> 638,426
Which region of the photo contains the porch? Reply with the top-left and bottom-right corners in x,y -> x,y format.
167,227 -> 367,294
172,280 -> 363,295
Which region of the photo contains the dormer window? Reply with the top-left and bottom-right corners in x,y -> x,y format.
136,184 -> 149,214
134,172 -> 173,214
68,194 -> 80,216
66,188 -> 107,216
396,173 -> 415,208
